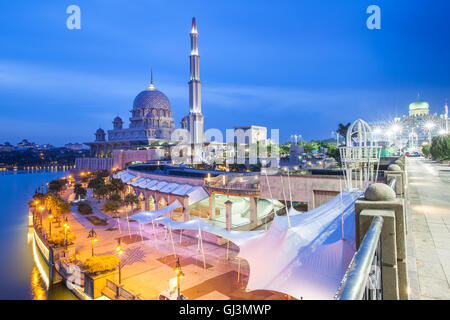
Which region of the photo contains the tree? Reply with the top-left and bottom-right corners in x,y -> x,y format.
45,193 -> 72,220
94,185 -> 109,200
109,193 -> 122,203
48,179 -> 67,194
74,183 -> 87,200
103,199 -> 120,230
430,135 -> 450,160
88,176 -> 105,190
422,145 -> 431,158
107,178 -> 125,196
337,122 -> 351,146
124,193 -> 139,213
299,140 -> 319,153
326,145 -> 342,166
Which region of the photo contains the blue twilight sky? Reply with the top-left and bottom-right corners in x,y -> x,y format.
0,0 -> 449,146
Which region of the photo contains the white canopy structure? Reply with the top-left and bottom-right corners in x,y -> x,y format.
130,200 -> 183,224
238,190 -> 362,300
114,170 -> 210,205
155,216 -> 265,247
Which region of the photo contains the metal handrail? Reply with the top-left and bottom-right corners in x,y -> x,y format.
388,177 -> 396,191
339,215 -> 384,300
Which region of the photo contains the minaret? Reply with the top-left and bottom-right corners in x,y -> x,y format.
182,17 -> 204,144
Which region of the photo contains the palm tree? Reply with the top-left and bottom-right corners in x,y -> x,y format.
337,122 -> 351,146
108,178 -> 125,196
124,193 -> 139,213
103,199 -> 120,230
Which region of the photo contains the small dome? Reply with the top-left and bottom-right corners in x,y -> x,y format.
133,88 -> 171,110
113,116 -> 123,122
96,128 -> 105,134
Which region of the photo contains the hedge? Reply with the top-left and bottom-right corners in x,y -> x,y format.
83,255 -> 119,274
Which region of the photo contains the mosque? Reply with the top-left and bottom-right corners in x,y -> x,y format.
371,94 -> 448,152
84,18 -> 204,161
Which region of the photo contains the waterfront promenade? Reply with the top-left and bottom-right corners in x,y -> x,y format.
45,189 -> 283,300
407,157 -> 450,299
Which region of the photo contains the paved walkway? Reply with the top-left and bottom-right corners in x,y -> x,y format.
47,190 -> 284,300
406,157 -> 450,299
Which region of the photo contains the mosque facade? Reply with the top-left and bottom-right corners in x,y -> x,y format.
85,18 -> 204,159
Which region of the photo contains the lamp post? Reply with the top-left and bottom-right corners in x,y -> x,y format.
63,217 -> 70,251
116,239 -> 124,285
87,228 -> 98,257
38,206 -> 44,228
48,214 -> 53,238
425,122 -> 434,145
174,257 -> 184,300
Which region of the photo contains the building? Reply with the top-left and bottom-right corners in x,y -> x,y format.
0,142 -> 16,152
234,126 -> 267,145
17,139 -> 38,149
371,94 -> 448,151
78,18 -> 206,171
64,143 -> 85,151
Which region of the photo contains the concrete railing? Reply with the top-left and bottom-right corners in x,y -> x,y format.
353,161 -> 409,300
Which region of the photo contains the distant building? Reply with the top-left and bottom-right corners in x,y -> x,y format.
65,143 -> 84,151
17,139 -> 37,149
38,144 -> 55,150
234,126 -> 267,145
371,94 -> 448,151
0,142 -> 16,152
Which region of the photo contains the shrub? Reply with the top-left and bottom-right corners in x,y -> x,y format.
48,231 -> 76,246
430,135 -> 450,160
86,216 -> 108,226
83,255 -> 119,274
77,203 -> 93,215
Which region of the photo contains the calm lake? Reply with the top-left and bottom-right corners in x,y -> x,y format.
0,170 -> 76,299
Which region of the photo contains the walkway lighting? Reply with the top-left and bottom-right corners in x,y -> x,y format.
87,228 -> 98,256
116,239 -> 124,284
48,214 -> 53,238
174,257 -> 184,300
63,218 -> 70,251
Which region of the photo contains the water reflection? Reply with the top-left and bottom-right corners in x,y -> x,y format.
31,267 -> 47,300
0,170 -> 77,299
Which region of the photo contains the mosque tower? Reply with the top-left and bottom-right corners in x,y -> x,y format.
181,17 -> 204,144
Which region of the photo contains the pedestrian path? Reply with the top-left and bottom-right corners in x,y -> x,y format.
407,158 -> 450,299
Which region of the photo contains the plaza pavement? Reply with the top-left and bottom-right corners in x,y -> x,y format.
406,157 -> 450,299
47,190 -> 283,300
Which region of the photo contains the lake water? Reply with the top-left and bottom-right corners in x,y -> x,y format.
0,170 -> 76,300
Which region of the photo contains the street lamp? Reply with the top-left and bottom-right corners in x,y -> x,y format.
174,257 -> 184,300
425,122 -> 435,144
38,206 -> 44,228
87,228 -> 98,257
63,218 -> 70,251
116,239 -> 124,285
48,214 -> 53,238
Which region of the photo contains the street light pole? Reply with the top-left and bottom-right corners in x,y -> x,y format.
63,217 -> 70,251
116,239 -> 123,285
48,214 -> 53,238
174,257 -> 184,300
88,228 -> 98,257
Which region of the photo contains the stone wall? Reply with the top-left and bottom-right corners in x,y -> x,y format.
260,174 -> 344,210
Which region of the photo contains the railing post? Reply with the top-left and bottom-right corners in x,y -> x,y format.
355,183 -> 408,300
